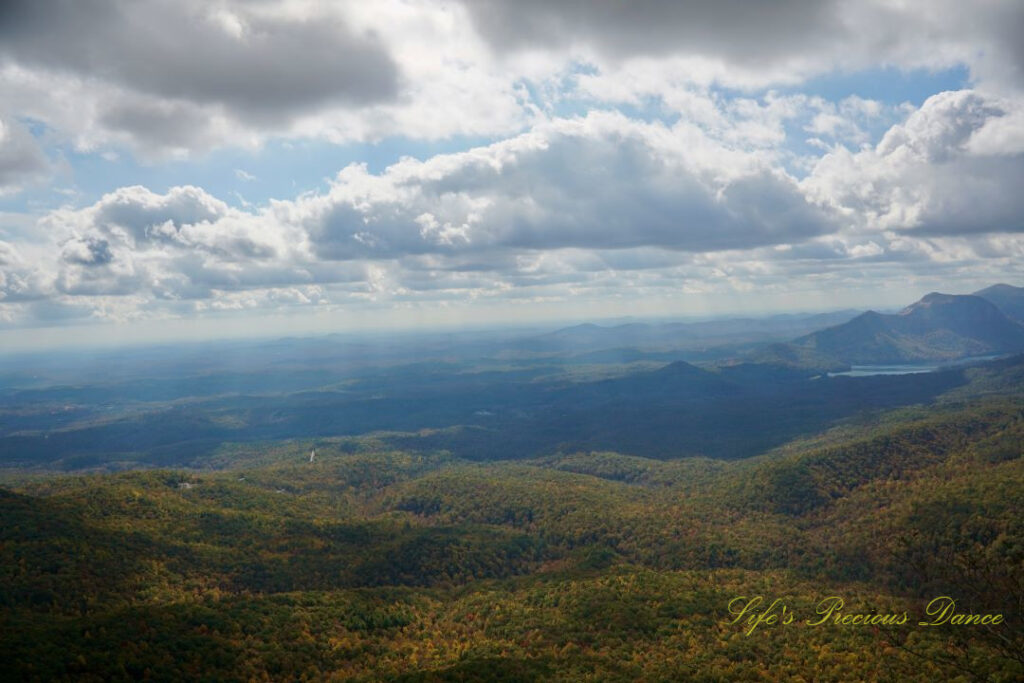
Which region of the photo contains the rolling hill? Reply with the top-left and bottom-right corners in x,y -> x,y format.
1,394 -> 1020,680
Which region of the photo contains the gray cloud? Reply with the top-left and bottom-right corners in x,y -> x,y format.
98,99 -> 221,152
0,0 -> 399,123
462,0 -> 840,64
0,117 -> 49,193
460,0 -> 1024,91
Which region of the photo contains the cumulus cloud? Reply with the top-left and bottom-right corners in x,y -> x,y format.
61,235 -> 113,266
35,186 -> 291,302
298,112 -> 835,260
4,86 -> 1024,330
805,90 -> 1024,236
97,98 -> 225,154
0,110 -> 829,321
83,186 -> 230,243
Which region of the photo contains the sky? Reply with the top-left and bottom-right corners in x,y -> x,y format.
1,0 -> 1023,348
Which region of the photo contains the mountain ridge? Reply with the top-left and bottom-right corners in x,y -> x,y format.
781,290 -> 1024,365
974,282 -> 1024,322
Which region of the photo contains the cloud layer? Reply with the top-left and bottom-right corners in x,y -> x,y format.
0,1 -> 1022,331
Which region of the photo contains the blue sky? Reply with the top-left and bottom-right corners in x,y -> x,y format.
0,1 -> 1021,348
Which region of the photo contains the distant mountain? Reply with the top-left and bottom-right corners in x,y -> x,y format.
551,360 -> 740,407
519,310 -> 861,355
974,283 -> 1024,322
788,292 -> 1024,364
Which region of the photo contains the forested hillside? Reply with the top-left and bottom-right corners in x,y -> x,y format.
3,391 -> 1021,680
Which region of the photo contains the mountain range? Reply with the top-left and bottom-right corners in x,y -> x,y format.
510,284 -> 1024,369
776,284 -> 1024,366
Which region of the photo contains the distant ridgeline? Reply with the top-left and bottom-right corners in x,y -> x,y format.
1,285 -> 1023,470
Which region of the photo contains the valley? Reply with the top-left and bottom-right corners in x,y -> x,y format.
2,286 -> 1023,681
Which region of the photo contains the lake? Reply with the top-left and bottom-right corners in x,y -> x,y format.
827,354 -> 1004,377
828,364 -> 938,377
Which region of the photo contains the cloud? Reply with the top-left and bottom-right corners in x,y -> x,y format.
36,185 -> 311,302
2,89 -> 1023,330
460,0 -> 1024,91
2,0 -> 1018,164
97,98 -> 224,154
0,240 -> 49,302
0,0 -> 398,120
0,111 -> 840,323
300,112 -> 836,259
0,116 -> 49,193
462,0 -> 842,68
90,186 -> 229,241
0,0 -> 404,157
804,90 -> 1024,236
0,0 -> 535,156
61,235 -> 113,266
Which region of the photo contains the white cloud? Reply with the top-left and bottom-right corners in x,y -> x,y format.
6,93 -> 1021,330
292,111 -> 835,261
804,90 -> 1024,236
